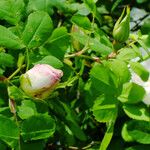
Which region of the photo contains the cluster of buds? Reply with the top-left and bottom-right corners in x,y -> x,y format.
20,64 -> 63,99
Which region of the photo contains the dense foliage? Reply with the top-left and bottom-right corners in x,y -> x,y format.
0,0 -> 150,150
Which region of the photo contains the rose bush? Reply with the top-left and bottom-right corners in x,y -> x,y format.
0,0 -> 150,150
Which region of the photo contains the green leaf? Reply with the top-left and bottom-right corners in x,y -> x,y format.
92,95 -> 118,122
111,0 -> 122,12
117,48 -> 138,62
34,55 -> 63,69
107,59 -> 130,85
44,27 -> 69,60
27,0 -> 53,15
0,0 -> 25,25
0,52 -> 14,68
48,100 -> 87,141
22,11 -> 53,49
130,61 -> 149,81
0,115 -> 19,148
72,32 -> 112,55
49,0 -> 77,14
0,25 -> 25,49
90,63 -> 117,95
123,104 -> 150,122
21,114 -> 55,141
118,82 -> 146,103
8,86 -> 27,101
0,107 -> 12,118
18,100 -> 37,119
122,120 -> 150,144
60,102 -> 87,141
84,0 -> 96,13
83,0 -> 102,24
71,15 -> 91,30
90,63 -> 110,85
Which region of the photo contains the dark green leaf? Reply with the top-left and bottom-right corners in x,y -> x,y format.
0,115 -> 19,148
45,27 -> 69,60
21,114 -> 55,141
20,140 -> 46,150
0,0 -> 25,25
22,11 -> 53,49
0,25 -> 25,49
34,55 -> 63,69
27,0 -> 53,15
0,52 -> 14,68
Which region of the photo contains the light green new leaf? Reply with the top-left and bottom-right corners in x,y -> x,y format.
118,82 -> 145,103
122,120 -> 150,144
0,0 -> 25,25
34,55 -> 63,69
21,114 -> 55,141
0,25 -> 25,49
0,115 -> 19,148
123,104 -> 150,122
22,11 -> 53,49
130,61 -> 149,81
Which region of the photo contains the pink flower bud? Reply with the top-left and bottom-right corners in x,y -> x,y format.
20,64 -> 63,99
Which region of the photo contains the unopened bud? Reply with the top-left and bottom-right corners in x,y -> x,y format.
113,6 -> 130,42
20,64 -> 63,99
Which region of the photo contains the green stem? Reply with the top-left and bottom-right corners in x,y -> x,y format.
8,65 -> 25,80
26,48 -> 30,71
